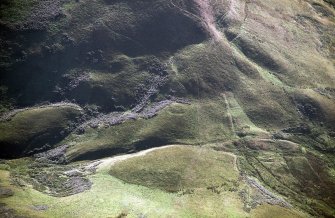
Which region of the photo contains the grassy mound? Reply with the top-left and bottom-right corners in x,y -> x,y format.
65,99 -> 235,161
0,146 -> 309,218
0,104 -> 82,157
109,146 -> 239,192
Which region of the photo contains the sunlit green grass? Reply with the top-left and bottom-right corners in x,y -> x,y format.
0,105 -> 82,155
109,146 -> 239,192
65,99 -> 235,160
0,145 -> 309,218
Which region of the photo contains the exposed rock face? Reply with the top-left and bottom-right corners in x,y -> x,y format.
0,188 -> 13,198
245,176 -> 292,208
34,144 -> 69,164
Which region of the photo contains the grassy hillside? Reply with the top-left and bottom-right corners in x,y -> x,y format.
0,104 -> 83,157
0,0 -> 334,217
109,146 -> 239,192
0,146 -> 310,217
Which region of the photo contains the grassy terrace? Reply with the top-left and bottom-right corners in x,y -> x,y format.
0,146 -> 308,218
64,99 -> 235,161
0,105 -> 82,157
109,146 -> 239,192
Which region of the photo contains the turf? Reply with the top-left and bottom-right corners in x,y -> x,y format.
0,0 -> 334,216
109,146 -> 239,192
0,146 -> 309,218
65,99 -> 235,161
0,105 -> 82,157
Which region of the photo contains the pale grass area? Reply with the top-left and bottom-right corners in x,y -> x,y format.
0,145 -> 308,218
194,0 -> 223,41
94,144 -> 178,173
224,92 -> 270,135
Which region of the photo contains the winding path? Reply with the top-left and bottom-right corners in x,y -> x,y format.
221,93 -> 236,134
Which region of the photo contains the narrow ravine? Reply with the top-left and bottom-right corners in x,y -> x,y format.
194,0 -> 223,41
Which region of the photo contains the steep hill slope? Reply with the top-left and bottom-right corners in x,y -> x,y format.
0,0 -> 334,217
